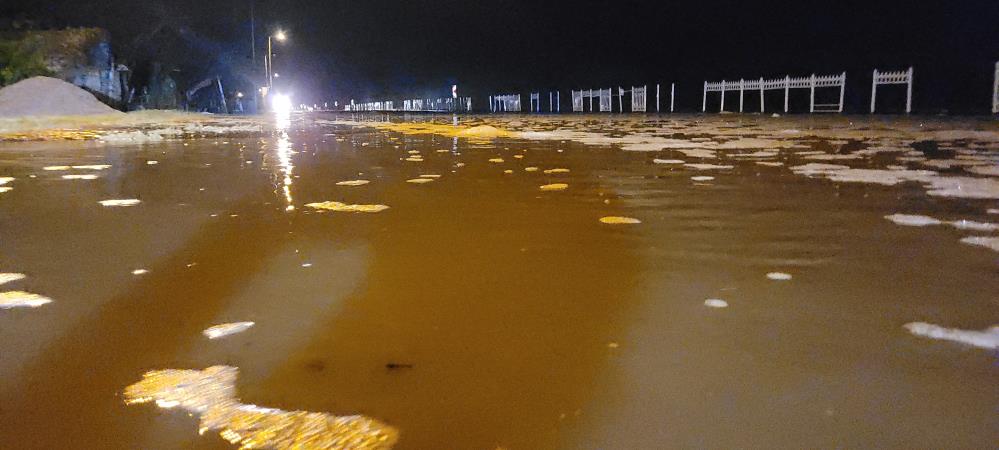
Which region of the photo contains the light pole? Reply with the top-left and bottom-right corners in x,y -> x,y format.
266,30 -> 287,90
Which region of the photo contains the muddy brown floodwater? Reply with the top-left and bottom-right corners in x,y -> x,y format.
1,113 -> 997,449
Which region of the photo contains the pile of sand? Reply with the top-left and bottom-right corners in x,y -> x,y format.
0,76 -> 121,118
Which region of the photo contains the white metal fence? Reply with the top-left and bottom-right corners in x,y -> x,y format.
993,61 -> 998,114
871,67 -> 913,113
703,72 -> 846,113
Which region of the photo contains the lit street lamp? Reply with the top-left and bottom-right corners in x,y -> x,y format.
266,30 -> 287,90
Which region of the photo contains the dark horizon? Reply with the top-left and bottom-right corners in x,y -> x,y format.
3,0 -> 998,113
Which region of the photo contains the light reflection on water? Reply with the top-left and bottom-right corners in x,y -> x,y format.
275,109 -> 295,212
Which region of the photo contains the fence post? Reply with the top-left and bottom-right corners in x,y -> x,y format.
759,77 -> 765,113
618,87 -> 623,112
720,80 -> 726,112
870,69 -> 878,113
905,66 -> 913,114
671,82 -> 675,112
809,73 -> 816,113
838,72 -> 846,113
784,75 -> 790,113
737,79 -> 742,112
656,83 -> 660,113
557,91 -> 560,113
702,81 -> 707,112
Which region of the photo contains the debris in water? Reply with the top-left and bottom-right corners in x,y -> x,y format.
959,236 -> 999,252
884,214 -> 942,227
0,273 -> 26,285
599,216 -> 641,224
385,363 -> 413,370
704,299 -> 728,308
0,291 -> 52,309
544,168 -> 570,174
61,174 -> 98,180
203,322 -> 255,339
684,163 -> 733,170
766,272 -> 793,281
336,180 -> 370,186
540,183 -> 568,191
406,178 -> 433,184
124,366 -> 398,449
903,322 -> 999,349
306,201 -> 389,213
99,199 -> 141,207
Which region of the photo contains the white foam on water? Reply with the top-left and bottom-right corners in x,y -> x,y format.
203,321 -> 255,339
684,163 -> 733,170
766,272 -> 792,281
959,236 -> 999,252
99,199 -> 141,207
0,291 -> 52,309
0,273 -> 26,285
884,214 -> 942,227
948,220 -> 999,231
903,322 -> 999,349
704,299 -> 728,308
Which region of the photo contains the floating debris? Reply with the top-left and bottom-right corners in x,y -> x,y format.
488,158 -> 504,163
684,163 -> 733,170
766,272 -> 793,281
599,216 -> 641,224
306,201 -> 389,213
124,366 -> 398,449
336,180 -> 370,186
948,220 -> 999,231
884,214 -> 942,227
540,183 -> 568,191
61,174 -> 98,180
703,299 -> 728,308
406,178 -> 434,184
959,236 -> 999,252
99,199 -> 141,207
903,322 -> 999,349
543,168 -> 570,174
0,291 -> 52,309
653,159 -> 684,164
131,269 -> 148,275
203,322 -> 255,339
691,176 -> 715,181
0,273 -> 26,285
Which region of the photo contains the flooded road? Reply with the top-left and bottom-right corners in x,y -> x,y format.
1,113 -> 997,448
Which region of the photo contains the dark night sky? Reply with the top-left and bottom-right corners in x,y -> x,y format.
3,0 -> 999,112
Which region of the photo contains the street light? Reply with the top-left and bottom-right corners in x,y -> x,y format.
265,29 -> 287,90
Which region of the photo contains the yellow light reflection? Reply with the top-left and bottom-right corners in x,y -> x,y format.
274,104 -> 295,212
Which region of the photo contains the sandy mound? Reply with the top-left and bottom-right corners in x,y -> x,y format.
0,76 -> 121,118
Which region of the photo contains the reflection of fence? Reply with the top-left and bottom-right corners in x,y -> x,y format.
871,67 -> 913,113
992,62 -> 998,114
704,72 -> 846,113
